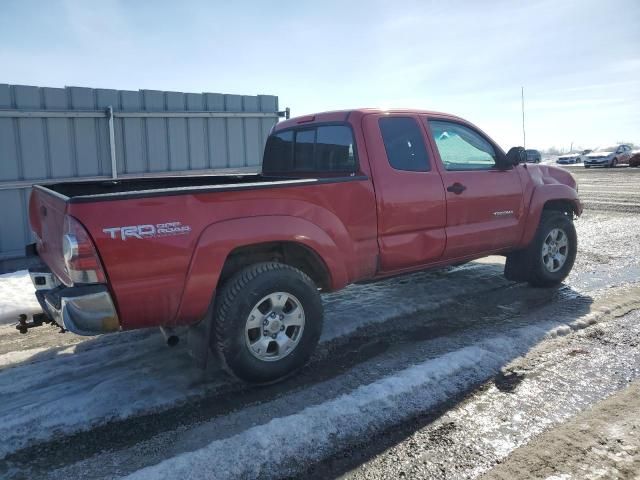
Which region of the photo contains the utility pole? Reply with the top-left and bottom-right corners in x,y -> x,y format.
521,86 -> 526,149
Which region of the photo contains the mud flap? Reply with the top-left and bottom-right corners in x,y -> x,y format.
504,250 -> 530,282
186,300 -> 220,373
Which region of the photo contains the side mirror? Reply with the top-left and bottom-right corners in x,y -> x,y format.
500,147 -> 526,169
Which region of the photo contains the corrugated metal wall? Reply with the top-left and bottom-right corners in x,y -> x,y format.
0,84 -> 279,268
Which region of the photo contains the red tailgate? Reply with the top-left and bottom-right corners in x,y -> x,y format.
29,187 -> 73,286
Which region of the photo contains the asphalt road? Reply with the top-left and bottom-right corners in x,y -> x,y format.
0,165 -> 638,479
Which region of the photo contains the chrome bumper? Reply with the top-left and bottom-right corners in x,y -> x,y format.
30,268 -> 120,336
45,288 -> 120,336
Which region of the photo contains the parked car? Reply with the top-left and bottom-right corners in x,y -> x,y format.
26,108 -> 582,383
630,150 -> 640,167
557,149 -> 591,164
525,149 -> 541,163
584,145 -> 632,168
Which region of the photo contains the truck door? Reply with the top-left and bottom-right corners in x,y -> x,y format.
423,117 -> 524,259
363,114 -> 447,272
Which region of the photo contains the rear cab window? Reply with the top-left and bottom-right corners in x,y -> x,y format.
263,124 -> 357,175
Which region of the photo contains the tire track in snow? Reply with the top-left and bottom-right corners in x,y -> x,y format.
26,284 -> 639,479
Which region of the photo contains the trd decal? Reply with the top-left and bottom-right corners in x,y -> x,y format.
103,221 -> 191,240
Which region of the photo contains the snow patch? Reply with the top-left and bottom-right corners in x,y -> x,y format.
0,270 -> 41,325
124,324 -> 550,480
0,331 -> 220,459
545,295 -> 639,339
0,346 -> 49,368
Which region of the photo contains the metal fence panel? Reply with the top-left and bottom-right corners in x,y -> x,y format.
0,83 -> 279,268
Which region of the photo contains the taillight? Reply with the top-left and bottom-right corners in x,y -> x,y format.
62,216 -> 106,284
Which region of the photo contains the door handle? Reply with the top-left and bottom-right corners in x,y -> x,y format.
447,182 -> 466,194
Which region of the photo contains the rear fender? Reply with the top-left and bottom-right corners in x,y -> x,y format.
173,215 -> 348,325
519,184 -> 582,248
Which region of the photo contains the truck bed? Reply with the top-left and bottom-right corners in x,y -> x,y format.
42,173 -> 330,202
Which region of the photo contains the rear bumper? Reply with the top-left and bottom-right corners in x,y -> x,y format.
30,268 -> 120,336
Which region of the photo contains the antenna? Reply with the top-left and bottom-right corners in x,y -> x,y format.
521,86 -> 526,149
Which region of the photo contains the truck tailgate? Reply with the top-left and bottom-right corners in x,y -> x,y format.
29,186 -> 73,286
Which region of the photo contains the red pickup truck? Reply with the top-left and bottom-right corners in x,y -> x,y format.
27,109 -> 581,382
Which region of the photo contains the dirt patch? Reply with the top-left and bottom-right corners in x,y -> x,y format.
482,382 -> 640,480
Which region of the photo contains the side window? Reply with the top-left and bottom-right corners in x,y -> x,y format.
316,125 -> 356,171
428,120 -> 497,171
379,117 -> 430,172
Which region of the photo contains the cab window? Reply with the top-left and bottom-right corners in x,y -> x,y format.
428,120 -> 497,171
378,117 -> 430,172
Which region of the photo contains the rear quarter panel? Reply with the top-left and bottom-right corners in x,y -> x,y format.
68,179 -> 378,329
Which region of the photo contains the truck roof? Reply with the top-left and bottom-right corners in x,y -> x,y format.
274,108 -> 466,131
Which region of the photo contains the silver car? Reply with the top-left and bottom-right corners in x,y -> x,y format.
584,145 -> 632,168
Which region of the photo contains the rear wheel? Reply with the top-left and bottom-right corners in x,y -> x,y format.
212,262 -> 323,383
584,165 -> 591,169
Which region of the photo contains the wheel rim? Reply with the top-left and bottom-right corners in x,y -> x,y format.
245,292 -> 305,362
541,228 -> 569,273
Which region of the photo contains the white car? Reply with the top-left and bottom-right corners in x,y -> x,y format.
557,149 -> 591,164
583,145 -> 632,168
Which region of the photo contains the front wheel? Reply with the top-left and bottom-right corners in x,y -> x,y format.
504,211 -> 577,287
527,212 -> 577,287
212,262 -> 323,383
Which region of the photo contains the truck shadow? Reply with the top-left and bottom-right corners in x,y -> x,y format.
0,261 -> 595,477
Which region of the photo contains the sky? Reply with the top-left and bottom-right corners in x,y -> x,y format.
1,0 -> 639,151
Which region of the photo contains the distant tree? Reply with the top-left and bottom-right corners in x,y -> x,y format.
542,147 -> 563,155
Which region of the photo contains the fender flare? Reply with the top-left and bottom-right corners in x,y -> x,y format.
172,215 -> 349,325
519,184 -> 582,248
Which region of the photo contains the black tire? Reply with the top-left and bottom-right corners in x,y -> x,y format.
526,211 -> 577,287
212,262 -> 323,383
504,211 -> 577,287
584,165 -> 590,169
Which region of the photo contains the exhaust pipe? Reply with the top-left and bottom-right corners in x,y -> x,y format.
160,326 -> 179,347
